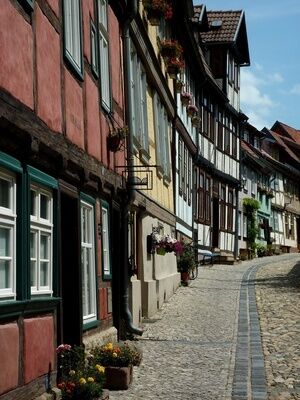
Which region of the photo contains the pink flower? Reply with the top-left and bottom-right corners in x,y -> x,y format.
56,344 -> 72,354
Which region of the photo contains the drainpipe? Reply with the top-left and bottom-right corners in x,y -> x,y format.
120,0 -> 143,336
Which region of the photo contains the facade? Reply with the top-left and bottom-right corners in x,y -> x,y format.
192,7 -> 250,261
0,0 -> 130,398
262,122 -> 300,253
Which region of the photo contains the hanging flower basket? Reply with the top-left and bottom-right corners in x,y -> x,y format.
143,0 -> 173,24
187,104 -> 198,117
175,79 -> 185,93
180,92 -> 192,106
166,58 -> 184,79
156,247 -> 166,255
107,126 -> 128,152
191,115 -> 201,127
160,40 -> 183,59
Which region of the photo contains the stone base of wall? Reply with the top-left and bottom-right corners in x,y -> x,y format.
83,326 -> 118,348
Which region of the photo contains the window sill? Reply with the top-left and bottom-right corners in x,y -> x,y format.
0,297 -> 61,321
83,319 -> 100,331
139,148 -> 150,165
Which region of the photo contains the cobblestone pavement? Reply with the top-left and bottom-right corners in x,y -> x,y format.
109,254 -> 300,400
255,256 -> 300,400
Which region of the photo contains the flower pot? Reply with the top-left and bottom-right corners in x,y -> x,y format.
107,135 -> 121,152
104,366 -> 133,391
146,8 -> 163,25
175,80 -> 184,93
166,65 -> 179,79
191,116 -> 201,127
156,247 -> 166,255
161,47 -> 177,58
180,271 -> 190,283
180,94 -> 191,106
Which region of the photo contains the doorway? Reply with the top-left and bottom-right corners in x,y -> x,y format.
59,190 -> 82,345
212,197 -> 219,248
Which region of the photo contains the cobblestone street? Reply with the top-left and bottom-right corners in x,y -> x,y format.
110,254 -> 300,400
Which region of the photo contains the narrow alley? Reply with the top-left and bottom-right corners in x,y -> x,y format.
110,254 -> 300,400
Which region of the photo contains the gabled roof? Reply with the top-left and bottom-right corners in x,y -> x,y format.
264,128 -> 300,164
192,5 -> 209,31
241,140 -> 272,173
271,121 -> 300,144
198,10 -> 250,65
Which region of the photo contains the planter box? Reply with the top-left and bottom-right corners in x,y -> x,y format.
104,366 -> 133,391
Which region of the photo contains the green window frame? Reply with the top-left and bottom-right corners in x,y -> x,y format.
62,0 -> 84,79
101,201 -> 112,280
80,194 -> 98,326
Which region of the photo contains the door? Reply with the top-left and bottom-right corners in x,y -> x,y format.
212,197 -> 219,248
59,189 -> 82,345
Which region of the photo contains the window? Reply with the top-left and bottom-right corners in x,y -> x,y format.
227,189 -> 234,232
81,200 -> 97,323
178,137 -> 183,195
232,123 -> 237,158
0,170 -> 16,299
97,0 -> 111,110
205,176 -> 211,224
198,172 -> 204,222
90,20 -> 99,78
243,214 -> 247,238
220,186 -> 226,229
154,94 -> 171,179
30,186 -> 53,295
101,203 -> 111,278
130,43 -> 149,154
224,115 -> 230,153
238,211 -> 241,236
217,110 -> 223,150
63,0 -> 83,76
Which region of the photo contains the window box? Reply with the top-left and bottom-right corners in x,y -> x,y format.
166,58 -> 184,79
143,0 -> 173,25
160,40 -> 183,59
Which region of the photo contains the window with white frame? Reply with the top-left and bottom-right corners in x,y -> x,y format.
153,93 -> 171,179
129,41 -> 149,153
243,214 -> 247,238
0,170 -> 16,299
63,0 -> 83,76
97,0 -> 111,110
81,200 -> 97,323
30,185 -> 53,295
101,203 -> 111,278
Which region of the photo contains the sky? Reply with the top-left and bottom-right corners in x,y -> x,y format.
193,0 -> 300,130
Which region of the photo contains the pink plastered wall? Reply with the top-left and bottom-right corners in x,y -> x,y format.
23,316 -> 55,384
85,73 -> 101,160
36,6 -> 62,132
64,68 -> 85,149
0,323 -> 19,395
0,1 -> 33,109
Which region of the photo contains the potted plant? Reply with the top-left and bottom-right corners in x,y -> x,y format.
191,115 -> 201,127
187,104 -> 198,117
176,241 -> 196,285
160,39 -> 183,58
166,57 -> 185,79
143,0 -> 172,25
56,344 -> 106,400
175,78 -> 185,93
107,126 -> 128,152
180,91 -> 192,106
89,342 -> 142,391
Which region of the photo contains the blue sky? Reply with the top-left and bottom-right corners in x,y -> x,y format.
193,0 -> 300,130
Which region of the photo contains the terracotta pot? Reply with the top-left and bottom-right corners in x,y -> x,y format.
104,366 -> 133,390
180,271 -> 190,283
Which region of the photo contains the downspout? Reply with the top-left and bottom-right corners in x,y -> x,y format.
121,0 -> 143,336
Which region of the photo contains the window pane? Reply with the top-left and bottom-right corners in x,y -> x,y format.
0,260 -> 10,289
0,227 -> 9,257
31,261 -> 36,287
40,194 -> 49,219
40,234 -> 49,259
0,178 -> 10,208
40,262 -> 48,286
30,190 -> 36,217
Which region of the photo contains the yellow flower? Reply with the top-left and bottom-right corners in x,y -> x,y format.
79,378 -> 86,385
69,370 -> 76,376
95,365 -> 105,374
87,377 -> 94,383
106,342 -> 113,351
112,352 -> 118,358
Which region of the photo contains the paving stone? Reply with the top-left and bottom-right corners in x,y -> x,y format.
109,254 -> 300,400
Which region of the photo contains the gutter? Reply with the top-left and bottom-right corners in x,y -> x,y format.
120,0 -> 143,336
